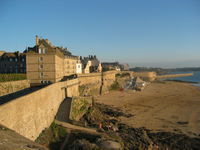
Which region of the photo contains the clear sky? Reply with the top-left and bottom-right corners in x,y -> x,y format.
0,0 -> 200,68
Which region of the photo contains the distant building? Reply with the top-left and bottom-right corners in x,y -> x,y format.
97,62 -> 102,73
26,36 -> 79,86
102,62 -> 121,71
0,51 -> 5,56
102,62 -> 129,71
76,58 -> 82,74
0,51 -> 26,73
81,55 -> 100,73
64,55 -> 80,75
122,64 -> 129,71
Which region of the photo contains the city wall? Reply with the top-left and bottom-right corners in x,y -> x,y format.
131,72 -> 157,81
156,73 -> 193,79
0,71 -> 117,141
78,71 -> 117,96
0,79 -> 79,140
0,80 -> 30,97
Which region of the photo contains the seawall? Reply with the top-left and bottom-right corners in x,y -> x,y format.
0,79 -> 79,140
0,71 -> 116,140
78,71 -> 117,96
0,71 -> 117,141
156,73 -> 193,79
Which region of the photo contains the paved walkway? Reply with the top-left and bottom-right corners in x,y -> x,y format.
55,120 -> 99,135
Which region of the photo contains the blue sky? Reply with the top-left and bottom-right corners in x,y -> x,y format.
0,0 -> 200,68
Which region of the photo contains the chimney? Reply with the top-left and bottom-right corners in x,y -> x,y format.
36,35 -> 39,46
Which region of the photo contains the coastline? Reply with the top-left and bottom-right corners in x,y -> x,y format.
96,80 -> 200,137
34,80 -> 200,149
165,79 -> 200,88
165,79 -> 198,84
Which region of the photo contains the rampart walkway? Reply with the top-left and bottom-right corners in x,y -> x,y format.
156,73 -> 193,79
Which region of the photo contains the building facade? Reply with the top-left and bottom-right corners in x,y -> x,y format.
122,64 -> 129,71
102,62 -> 121,71
64,55 -> 79,75
26,36 -> 79,86
0,51 -> 26,73
0,51 -> 5,56
81,55 -> 100,73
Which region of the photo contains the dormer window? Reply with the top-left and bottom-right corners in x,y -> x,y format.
39,48 -> 42,54
39,48 -> 46,54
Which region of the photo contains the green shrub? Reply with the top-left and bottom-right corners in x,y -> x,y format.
115,73 -> 130,78
0,74 -> 26,82
110,81 -> 121,90
115,73 -> 121,77
50,122 -> 66,142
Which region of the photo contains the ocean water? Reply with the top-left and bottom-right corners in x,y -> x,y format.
167,71 -> 200,87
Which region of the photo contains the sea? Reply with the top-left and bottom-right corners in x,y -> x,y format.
166,71 -> 200,87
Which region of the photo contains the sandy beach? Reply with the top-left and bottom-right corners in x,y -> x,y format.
96,81 -> 200,137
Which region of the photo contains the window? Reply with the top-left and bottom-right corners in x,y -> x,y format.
43,49 -> 46,54
15,58 -> 18,62
40,72 -> 44,78
39,57 -> 43,62
22,58 -> 25,62
39,64 -> 43,69
39,48 -> 42,54
9,58 -> 13,62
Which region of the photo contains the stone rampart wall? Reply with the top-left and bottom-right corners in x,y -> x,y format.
0,71 -> 117,141
0,79 -> 79,140
131,72 -> 157,81
78,72 -> 102,86
0,80 -> 30,97
78,71 -> 117,96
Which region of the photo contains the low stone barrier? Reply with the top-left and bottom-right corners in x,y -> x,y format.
0,80 -> 30,97
0,79 -> 79,140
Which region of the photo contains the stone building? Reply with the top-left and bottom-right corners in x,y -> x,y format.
64,55 -> 79,75
26,36 -> 79,86
102,62 -> 122,71
122,64 -> 129,71
76,58 -> 82,74
0,51 -> 5,56
0,51 -> 26,73
81,55 -> 100,73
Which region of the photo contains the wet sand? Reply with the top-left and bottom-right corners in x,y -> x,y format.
96,81 -> 200,137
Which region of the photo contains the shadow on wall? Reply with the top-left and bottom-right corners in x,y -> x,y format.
0,86 -> 46,105
55,98 -> 72,122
